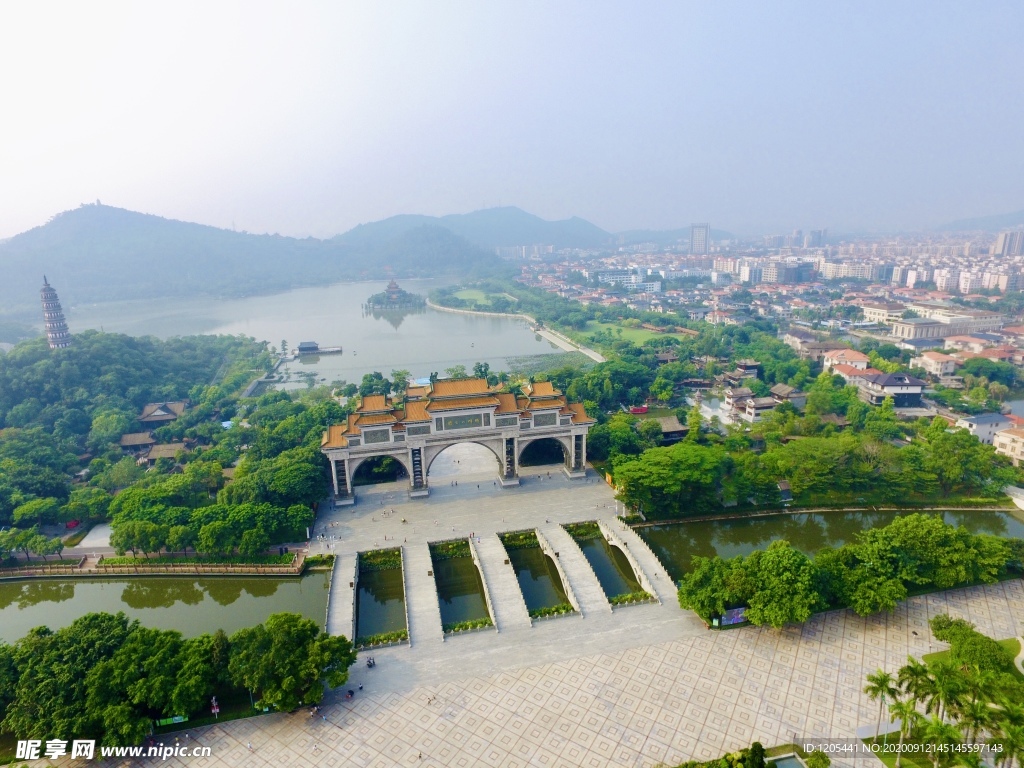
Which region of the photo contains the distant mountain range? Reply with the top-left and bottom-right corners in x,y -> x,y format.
940,209 -> 1024,232
0,204 -> 724,315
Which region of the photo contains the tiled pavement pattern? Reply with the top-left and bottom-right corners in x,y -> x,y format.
37,446 -> 1024,767
74,580 -> 1024,768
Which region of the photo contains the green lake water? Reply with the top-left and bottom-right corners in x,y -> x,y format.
575,536 -> 641,599
355,567 -> 407,640
638,509 -> 1024,582
0,573 -> 330,644
506,546 -> 569,612
432,555 -> 489,627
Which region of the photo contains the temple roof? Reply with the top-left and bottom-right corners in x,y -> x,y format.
322,377 -> 593,448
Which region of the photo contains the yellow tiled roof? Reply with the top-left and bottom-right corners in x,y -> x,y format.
526,396 -> 567,410
568,402 -> 595,423
359,394 -> 389,412
430,378 -> 494,398
354,412 -> 397,426
401,400 -> 431,422
406,385 -> 430,399
321,424 -> 349,448
495,393 -> 520,413
426,396 -> 500,412
525,381 -> 556,397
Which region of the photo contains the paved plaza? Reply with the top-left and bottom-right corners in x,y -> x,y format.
42,446 -> 1024,767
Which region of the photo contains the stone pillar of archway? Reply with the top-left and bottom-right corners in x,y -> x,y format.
332,458 -> 356,506
561,433 -> 587,480
498,435 -> 520,487
409,446 -> 428,498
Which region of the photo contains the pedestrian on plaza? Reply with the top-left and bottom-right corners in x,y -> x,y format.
247,742 -> 252,752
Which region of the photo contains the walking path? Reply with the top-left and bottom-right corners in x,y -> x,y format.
402,544 -> 444,644
540,523 -> 611,615
473,534 -> 532,632
326,552 -> 358,638
1015,635 -> 1024,676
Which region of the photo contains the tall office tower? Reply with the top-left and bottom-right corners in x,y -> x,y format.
993,231 -> 1024,257
803,229 -> 827,248
40,276 -> 71,349
690,223 -> 710,255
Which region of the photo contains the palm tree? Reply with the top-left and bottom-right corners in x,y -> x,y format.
921,716 -> 963,768
930,662 -> 966,722
899,657 -> 935,708
995,723 -> 1024,768
866,670 -> 901,744
960,699 -> 991,747
889,697 -> 922,768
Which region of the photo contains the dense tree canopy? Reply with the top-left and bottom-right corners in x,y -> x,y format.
0,612 -> 355,746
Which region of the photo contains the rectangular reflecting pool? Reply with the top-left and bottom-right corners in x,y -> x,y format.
576,536 -> 641,599
431,547 -> 490,629
355,551 -> 407,642
637,509 -> 1024,582
506,546 -> 569,613
0,573 -> 330,644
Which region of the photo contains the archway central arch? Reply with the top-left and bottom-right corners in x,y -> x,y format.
423,440 -> 505,480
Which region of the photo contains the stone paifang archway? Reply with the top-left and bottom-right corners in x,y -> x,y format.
320,378 -> 594,504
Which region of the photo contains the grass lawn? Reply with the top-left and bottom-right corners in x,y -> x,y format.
584,321 -> 691,344
922,638 -> 1023,680
793,488 -> 1012,509
861,734 -> 933,768
454,289 -> 492,306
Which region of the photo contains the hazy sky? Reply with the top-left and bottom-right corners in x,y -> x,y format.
2,2 -> 1022,239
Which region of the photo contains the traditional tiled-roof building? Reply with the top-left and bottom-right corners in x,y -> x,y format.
321,378 -> 594,502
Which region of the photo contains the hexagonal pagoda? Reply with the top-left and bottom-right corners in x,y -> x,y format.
321,378 -> 594,504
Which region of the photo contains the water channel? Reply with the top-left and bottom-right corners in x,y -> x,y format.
637,509 -> 1024,582
574,536 -> 642,599
62,279 -> 566,386
506,547 -> 570,613
431,555 -> 490,628
0,573 -> 330,644
354,568 -> 407,641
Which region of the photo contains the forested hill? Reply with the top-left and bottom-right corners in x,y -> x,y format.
0,204 -> 500,312
337,206 -> 611,250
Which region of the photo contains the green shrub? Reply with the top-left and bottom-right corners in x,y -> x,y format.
499,530 -> 539,551
430,539 -> 471,561
358,548 -> 402,571
355,630 -> 408,648
99,553 -> 294,566
609,590 -> 653,606
618,514 -> 644,525
443,617 -> 493,633
930,614 -> 1014,674
529,603 -> 574,619
563,521 -> 602,540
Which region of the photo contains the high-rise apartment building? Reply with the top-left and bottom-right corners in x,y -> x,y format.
994,231 -> 1024,257
690,223 -> 710,255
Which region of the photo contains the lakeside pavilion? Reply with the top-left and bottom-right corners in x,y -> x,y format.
321,378 -> 594,503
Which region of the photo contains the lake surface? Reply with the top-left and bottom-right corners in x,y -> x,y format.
432,555 -> 490,628
506,546 -> 569,613
354,567 -> 407,640
64,279 -> 564,385
638,509 -> 1024,582
575,536 -> 641,599
0,573 -> 330,644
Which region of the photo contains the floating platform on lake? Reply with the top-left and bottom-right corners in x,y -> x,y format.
295,342 -> 343,356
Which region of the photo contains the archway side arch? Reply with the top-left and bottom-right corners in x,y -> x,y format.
517,434 -> 573,467
348,451 -> 413,485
